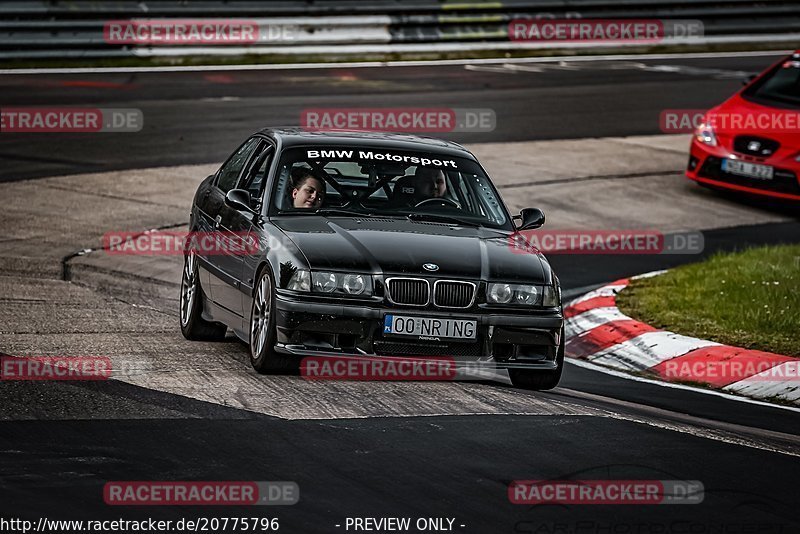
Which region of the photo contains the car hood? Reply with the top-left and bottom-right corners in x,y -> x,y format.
711,95 -> 800,151
272,216 -> 549,283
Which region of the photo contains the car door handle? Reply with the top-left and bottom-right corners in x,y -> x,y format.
214,215 -> 222,229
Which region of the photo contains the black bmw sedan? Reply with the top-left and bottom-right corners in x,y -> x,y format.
180,128 -> 564,389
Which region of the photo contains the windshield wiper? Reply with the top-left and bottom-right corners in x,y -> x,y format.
407,212 -> 480,227
315,208 -> 380,218
277,209 -> 365,217
280,209 -> 407,219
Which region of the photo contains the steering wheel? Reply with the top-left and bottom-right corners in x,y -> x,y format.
414,198 -> 461,209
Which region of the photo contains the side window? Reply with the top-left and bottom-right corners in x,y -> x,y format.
216,137 -> 260,194
240,144 -> 275,202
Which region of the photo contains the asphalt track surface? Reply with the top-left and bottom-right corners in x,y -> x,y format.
0,53 -> 787,181
1,53 -> 800,533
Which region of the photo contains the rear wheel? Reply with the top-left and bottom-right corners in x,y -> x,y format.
249,269 -> 295,373
180,251 -> 227,341
508,327 -> 565,390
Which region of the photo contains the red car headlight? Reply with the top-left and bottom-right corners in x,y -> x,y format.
694,121 -> 718,147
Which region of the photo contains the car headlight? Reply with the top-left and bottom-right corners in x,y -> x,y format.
287,270 -> 311,291
289,270 -> 372,296
312,272 -> 337,293
486,283 -> 547,306
542,285 -> 560,307
487,283 -> 514,304
694,121 -> 717,146
342,274 -> 367,295
487,283 -> 560,307
513,285 -> 539,305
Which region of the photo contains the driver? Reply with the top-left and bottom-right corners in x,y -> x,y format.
290,167 -> 325,209
415,167 -> 447,198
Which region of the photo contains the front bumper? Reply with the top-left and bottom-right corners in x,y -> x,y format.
687,140 -> 800,201
273,292 -> 563,370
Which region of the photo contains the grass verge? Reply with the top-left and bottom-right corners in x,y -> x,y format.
616,244 -> 800,356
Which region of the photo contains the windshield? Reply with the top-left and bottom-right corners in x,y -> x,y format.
742,57 -> 800,109
269,146 -> 512,229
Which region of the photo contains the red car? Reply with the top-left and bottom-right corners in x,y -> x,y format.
687,51 -> 800,201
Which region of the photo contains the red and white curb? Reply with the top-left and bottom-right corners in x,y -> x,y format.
564,272 -> 800,406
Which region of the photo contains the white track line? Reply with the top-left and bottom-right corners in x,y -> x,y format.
0,50 -> 789,75
566,357 -> 800,414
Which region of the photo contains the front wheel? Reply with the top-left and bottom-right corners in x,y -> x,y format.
249,269 -> 295,374
508,327 -> 565,390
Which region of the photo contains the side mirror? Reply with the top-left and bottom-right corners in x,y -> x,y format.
517,208 -> 545,230
742,74 -> 757,86
225,189 -> 254,213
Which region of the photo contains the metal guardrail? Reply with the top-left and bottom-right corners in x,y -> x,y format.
1,1 -> 799,59
2,0 -> 797,15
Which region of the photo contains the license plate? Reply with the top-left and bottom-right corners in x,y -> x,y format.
722,159 -> 774,180
383,315 -> 477,340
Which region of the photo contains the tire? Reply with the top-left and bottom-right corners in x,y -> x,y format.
180,251 -> 227,341
249,269 -> 295,374
508,326 -> 565,390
